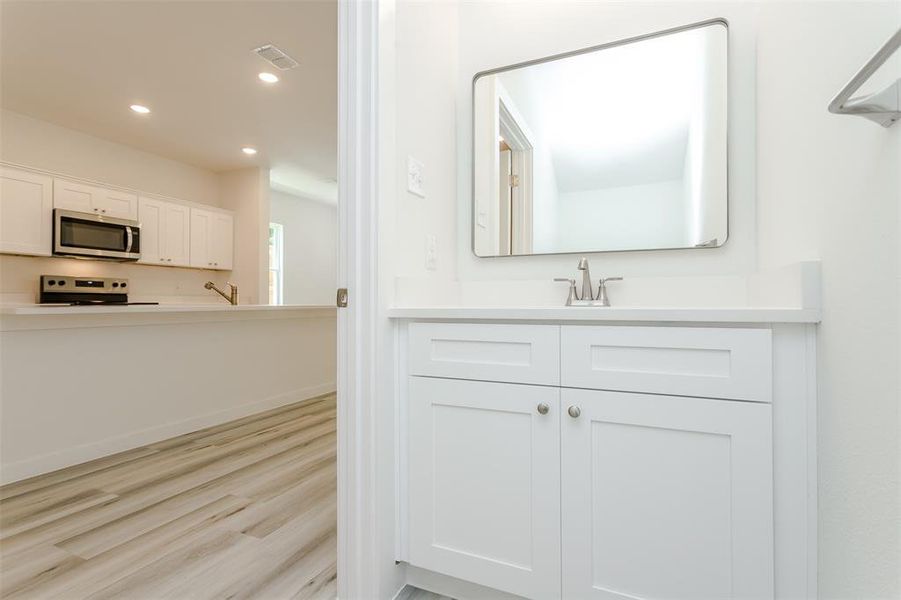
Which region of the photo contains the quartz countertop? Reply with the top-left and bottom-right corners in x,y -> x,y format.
386,305 -> 821,324
0,303 -> 335,316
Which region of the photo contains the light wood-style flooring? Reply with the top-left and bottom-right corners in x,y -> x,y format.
0,393 -> 337,599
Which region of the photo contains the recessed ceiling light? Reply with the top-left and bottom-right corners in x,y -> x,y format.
130,104 -> 151,114
258,72 -> 279,84
241,147 -> 258,155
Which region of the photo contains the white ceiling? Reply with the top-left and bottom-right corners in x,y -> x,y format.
0,0 -> 337,203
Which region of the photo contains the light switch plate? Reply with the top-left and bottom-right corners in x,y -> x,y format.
407,156 -> 425,198
425,234 -> 437,270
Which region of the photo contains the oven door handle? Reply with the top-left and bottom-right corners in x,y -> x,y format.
125,226 -> 134,253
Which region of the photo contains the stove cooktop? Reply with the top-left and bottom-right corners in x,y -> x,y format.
64,301 -> 160,306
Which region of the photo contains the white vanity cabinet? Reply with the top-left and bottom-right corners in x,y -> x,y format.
189,207 -> 233,270
0,166 -> 53,256
399,317 -> 817,600
138,197 -> 191,267
53,178 -> 138,220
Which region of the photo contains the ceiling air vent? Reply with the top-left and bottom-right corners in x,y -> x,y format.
253,44 -> 299,70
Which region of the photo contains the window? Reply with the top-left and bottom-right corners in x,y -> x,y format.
268,223 -> 284,305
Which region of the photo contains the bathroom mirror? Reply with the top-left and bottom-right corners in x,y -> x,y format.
472,20 -> 728,257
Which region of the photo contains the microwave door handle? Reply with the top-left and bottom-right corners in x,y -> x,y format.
125,226 -> 134,253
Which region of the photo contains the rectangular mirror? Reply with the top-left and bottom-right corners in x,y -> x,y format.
472,19 -> 728,257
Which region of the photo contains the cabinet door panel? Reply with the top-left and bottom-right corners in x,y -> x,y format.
93,188 -> 138,220
561,389 -> 773,600
211,212 -> 233,270
409,377 -> 561,600
189,208 -> 211,268
137,197 -> 164,264
53,179 -> 95,213
0,167 -> 53,256
164,203 -> 191,266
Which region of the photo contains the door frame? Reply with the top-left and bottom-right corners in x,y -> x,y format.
337,0 -> 380,597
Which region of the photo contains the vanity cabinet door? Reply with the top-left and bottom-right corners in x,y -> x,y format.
561,388 -> 774,600
408,377 -> 561,600
0,167 -> 53,256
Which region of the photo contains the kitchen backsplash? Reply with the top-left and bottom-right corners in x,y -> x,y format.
0,255 -> 230,305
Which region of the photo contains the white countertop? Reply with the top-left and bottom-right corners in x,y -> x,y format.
1,303 -> 335,316
386,306 -> 821,324
0,303 -> 337,331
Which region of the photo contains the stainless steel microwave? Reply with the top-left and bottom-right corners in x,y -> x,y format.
53,209 -> 141,261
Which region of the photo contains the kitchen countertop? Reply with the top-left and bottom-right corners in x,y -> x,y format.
0,303 -> 335,316
0,303 -> 337,331
386,305 -> 822,324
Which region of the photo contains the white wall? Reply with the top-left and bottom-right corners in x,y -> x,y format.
218,167 -> 270,305
392,0 -> 459,293
0,109 -> 221,205
753,4 -> 900,597
0,309 -> 337,483
386,1 -> 900,596
269,189 -> 337,305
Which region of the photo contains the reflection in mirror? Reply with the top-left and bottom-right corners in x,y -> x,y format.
473,20 -> 728,257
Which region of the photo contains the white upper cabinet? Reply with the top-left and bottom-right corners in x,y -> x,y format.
560,388 -> 774,600
53,178 -> 138,220
210,211 -> 234,271
138,197 -> 190,267
0,167 -> 53,256
164,203 -> 191,266
190,207 -> 233,270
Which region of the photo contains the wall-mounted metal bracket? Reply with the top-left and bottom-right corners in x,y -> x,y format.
828,27 -> 901,127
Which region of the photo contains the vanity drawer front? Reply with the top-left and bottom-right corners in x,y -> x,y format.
409,323 -> 559,385
561,326 -> 772,402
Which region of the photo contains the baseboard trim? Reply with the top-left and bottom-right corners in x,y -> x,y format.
0,382 -> 336,485
405,566 -> 524,600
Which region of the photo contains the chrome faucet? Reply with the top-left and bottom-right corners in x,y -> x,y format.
554,258 -> 622,307
577,257 -> 594,301
204,281 -> 239,305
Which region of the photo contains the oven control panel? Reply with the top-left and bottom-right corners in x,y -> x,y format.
40,275 -> 129,294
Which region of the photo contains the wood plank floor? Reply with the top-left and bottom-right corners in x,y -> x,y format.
0,393 -> 337,599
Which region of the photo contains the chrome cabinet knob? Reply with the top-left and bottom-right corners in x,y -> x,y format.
568,405 -> 581,418
537,403 -> 549,415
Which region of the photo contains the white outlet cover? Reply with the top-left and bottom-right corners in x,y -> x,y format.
407,156 -> 425,198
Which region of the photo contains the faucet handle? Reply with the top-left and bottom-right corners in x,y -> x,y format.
554,278 -> 578,306
596,277 -> 623,307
